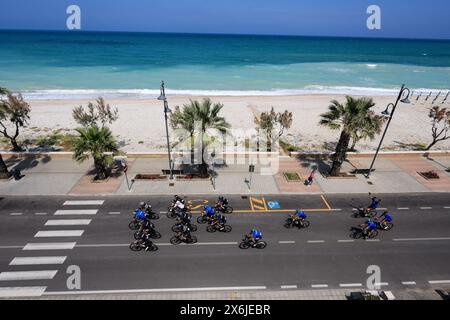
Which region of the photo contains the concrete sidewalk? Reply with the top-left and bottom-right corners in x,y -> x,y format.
0,152 -> 449,196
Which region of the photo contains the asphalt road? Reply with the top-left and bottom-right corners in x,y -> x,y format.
1,193 -> 450,297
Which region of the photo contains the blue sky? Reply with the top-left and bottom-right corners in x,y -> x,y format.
0,0 -> 449,39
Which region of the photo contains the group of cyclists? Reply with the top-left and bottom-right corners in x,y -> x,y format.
354,195 -> 394,239
129,193 -> 395,251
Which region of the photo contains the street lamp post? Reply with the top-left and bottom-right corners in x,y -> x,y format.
158,81 -> 174,180
366,84 -> 411,178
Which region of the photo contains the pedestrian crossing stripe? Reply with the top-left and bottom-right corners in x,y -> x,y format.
249,197 -> 268,211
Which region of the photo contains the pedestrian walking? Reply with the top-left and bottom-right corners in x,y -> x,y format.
305,169 -> 316,187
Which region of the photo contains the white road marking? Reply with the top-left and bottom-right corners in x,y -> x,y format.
43,286 -> 268,296
307,240 -> 325,243
402,281 -> 417,285
0,245 -> 23,249
397,208 -> 410,210
10,213 -> 23,216
311,284 -> 329,288
330,209 -> 342,212
63,200 -> 104,206
54,210 -> 98,216
280,285 -> 297,289
0,271 -> 58,281
279,241 -> 296,244
0,287 -> 47,298
393,237 -> 450,242
108,212 -> 121,215
340,283 -> 362,288
338,240 -> 355,243
23,242 -> 76,251
428,280 -> 450,284
9,256 -> 67,266
365,239 -> 380,242
75,244 -> 129,248
45,219 -> 91,226
34,230 -> 84,238
194,242 -> 238,246
420,207 -> 432,210
374,282 -> 389,286
444,207 -> 450,209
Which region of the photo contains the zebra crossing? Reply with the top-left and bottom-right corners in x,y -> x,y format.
0,199 -> 104,298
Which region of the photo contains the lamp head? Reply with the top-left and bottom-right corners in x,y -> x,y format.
158,80 -> 166,101
400,87 -> 411,104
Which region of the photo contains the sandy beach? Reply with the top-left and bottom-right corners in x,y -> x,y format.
14,94 -> 450,152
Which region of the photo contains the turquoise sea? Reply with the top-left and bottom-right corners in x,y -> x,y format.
0,30 -> 449,99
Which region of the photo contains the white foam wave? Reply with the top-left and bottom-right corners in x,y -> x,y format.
19,86 -> 445,100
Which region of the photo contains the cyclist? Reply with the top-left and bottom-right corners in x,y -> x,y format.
211,214 -> 227,230
376,211 -> 393,229
139,231 -> 155,251
216,196 -> 229,212
204,205 -> 216,218
366,196 -> 381,214
362,219 -> 377,239
135,209 -> 147,221
292,210 -> 307,225
247,228 -> 262,245
180,224 -> 192,240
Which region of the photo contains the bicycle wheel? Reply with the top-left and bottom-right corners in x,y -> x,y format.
167,211 -> 177,219
150,231 -> 162,239
222,225 -> 232,233
186,235 -> 198,244
284,221 -> 293,229
239,241 -> 250,249
197,216 -> 207,224
147,244 -> 159,252
225,206 -> 234,214
170,236 -> 181,245
206,225 -> 217,233
368,229 -> 379,239
384,222 -> 394,231
190,224 -> 198,232
350,229 -> 363,239
302,220 -> 311,229
171,225 -> 181,233
149,213 -> 160,220
133,231 -> 141,240
128,220 -> 140,230
129,241 -> 142,251
255,241 -> 267,249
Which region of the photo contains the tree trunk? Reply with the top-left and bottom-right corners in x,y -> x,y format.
426,139 -> 438,151
10,139 -> 22,152
329,130 -> 351,177
94,157 -> 107,180
349,138 -> 357,152
0,154 -> 11,179
199,146 -> 208,175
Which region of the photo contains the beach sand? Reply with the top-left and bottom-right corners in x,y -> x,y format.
17,94 -> 450,152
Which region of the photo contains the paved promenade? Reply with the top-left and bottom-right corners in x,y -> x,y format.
0,152 -> 449,196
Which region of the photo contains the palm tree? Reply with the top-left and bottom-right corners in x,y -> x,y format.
170,98 -> 231,174
0,87 -> 11,179
320,96 -> 380,176
349,113 -> 386,151
72,125 -> 119,180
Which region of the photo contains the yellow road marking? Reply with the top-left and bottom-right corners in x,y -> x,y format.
249,197 -> 267,211
191,208 -> 332,214
321,195 -> 332,210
